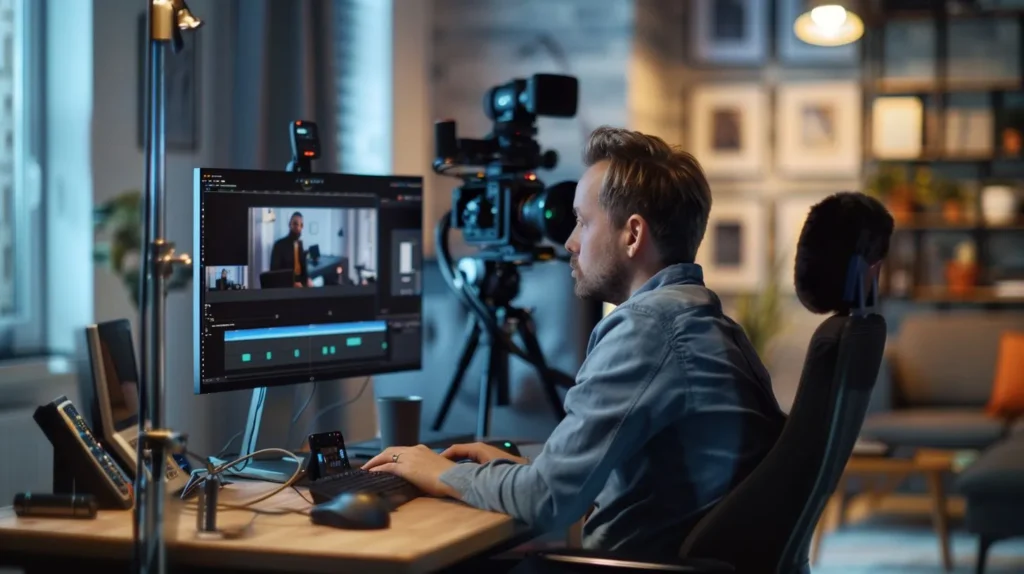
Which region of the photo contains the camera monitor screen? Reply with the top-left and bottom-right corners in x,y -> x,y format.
194,168 -> 424,394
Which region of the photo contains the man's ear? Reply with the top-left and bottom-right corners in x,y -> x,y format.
624,214 -> 645,258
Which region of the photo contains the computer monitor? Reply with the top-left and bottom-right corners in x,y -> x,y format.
194,168 -> 425,481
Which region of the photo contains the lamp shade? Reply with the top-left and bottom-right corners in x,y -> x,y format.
794,0 -> 864,47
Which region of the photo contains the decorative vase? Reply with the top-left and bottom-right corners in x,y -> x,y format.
945,261 -> 977,297
1003,127 -> 1022,157
942,199 -> 964,224
981,185 -> 1018,226
887,193 -> 914,224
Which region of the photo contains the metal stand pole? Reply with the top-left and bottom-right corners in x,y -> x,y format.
134,2 -> 201,573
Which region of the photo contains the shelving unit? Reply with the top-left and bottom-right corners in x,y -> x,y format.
861,0 -> 1024,307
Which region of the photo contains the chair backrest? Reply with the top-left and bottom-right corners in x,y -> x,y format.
679,192 -> 893,574
259,269 -> 293,288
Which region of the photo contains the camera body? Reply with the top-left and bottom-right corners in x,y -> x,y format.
434,74 -> 580,256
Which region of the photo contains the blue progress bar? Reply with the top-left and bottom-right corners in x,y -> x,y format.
224,321 -> 386,342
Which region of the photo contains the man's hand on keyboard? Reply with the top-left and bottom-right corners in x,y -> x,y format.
440,442 -> 529,466
362,444 -> 460,499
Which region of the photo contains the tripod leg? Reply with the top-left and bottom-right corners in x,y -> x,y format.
478,331 -> 499,438
496,310 -> 512,407
513,308 -> 567,420
432,316 -> 482,431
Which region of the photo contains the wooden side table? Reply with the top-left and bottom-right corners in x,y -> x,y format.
810,448 -> 957,571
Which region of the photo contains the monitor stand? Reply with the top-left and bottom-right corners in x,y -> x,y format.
209,387 -> 306,484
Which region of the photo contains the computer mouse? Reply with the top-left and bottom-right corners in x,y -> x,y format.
310,492 -> 390,530
486,440 -> 521,458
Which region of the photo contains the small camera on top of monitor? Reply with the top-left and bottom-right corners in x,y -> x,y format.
432,74 -> 579,259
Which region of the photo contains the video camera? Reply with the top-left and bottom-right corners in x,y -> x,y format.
433,74 -> 580,258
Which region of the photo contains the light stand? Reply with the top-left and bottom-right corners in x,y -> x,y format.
134,2 -> 202,573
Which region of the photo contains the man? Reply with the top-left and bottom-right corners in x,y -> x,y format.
215,268 -> 230,290
269,211 -> 312,287
363,127 -> 786,558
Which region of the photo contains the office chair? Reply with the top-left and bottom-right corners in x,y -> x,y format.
259,269 -> 293,288
521,192 -> 894,574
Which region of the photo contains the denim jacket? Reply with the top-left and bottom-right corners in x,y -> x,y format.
439,263 -> 786,558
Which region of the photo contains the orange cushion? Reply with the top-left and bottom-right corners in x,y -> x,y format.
986,331 -> 1024,419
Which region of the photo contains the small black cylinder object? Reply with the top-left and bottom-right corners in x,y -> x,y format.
13,492 -> 97,519
377,396 -> 422,449
196,473 -> 220,532
434,120 -> 457,161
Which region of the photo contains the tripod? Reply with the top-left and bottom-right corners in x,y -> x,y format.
432,258 -> 567,438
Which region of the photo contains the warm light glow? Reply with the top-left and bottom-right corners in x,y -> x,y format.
811,5 -> 848,30
794,3 -> 863,47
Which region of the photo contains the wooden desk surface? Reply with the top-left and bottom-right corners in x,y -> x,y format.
0,481 -> 525,574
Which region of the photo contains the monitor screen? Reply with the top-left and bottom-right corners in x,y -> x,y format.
93,320 -> 141,432
194,168 -> 424,394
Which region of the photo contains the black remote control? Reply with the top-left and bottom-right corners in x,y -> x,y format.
13,492 -> 98,519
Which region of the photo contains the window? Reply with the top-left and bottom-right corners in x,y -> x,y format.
0,0 -> 43,361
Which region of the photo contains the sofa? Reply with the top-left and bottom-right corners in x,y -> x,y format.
861,312 -> 1024,450
955,432 -> 1024,573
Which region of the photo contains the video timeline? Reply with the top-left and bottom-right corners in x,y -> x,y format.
223,321 -> 388,371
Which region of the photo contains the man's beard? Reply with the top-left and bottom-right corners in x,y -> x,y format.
288,230 -> 301,240
571,255 -> 630,304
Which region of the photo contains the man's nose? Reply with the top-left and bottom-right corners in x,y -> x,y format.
564,232 -> 578,254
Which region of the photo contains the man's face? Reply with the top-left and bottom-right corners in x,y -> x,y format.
563,161 -> 631,304
289,215 -> 303,238
221,270 -> 227,278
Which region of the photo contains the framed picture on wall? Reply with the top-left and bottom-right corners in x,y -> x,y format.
871,96 -> 924,159
775,193 -> 830,294
775,82 -> 862,178
690,0 -> 767,65
696,197 -> 768,293
690,84 -> 768,178
776,0 -> 859,64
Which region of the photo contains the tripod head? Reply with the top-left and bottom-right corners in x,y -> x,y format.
457,257 -> 523,309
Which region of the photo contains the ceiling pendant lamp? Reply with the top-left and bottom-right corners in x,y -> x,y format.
794,1 -> 864,47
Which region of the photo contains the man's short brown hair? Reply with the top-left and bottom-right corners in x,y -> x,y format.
582,126 -> 712,264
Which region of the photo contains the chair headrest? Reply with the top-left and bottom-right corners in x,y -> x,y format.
794,192 -> 895,316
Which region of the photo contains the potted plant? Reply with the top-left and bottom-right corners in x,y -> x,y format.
1000,108 -> 1024,157
866,166 -> 914,224
93,190 -> 191,308
934,180 -> 966,224
736,254 -> 785,364
945,240 -> 977,297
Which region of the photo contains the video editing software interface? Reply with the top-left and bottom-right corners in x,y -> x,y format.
195,168 -> 423,394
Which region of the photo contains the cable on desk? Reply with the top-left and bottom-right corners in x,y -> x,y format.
216,431 -> 243,459
182,447 -> 306,509
290,484 -> 314,505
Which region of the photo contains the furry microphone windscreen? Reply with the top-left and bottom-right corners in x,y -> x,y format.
795,192 -> 895,315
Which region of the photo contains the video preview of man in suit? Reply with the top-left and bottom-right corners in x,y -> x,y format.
270,211 -> 313,288
216,269 -> 231,290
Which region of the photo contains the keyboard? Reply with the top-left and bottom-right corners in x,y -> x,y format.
306,469 -> 422,507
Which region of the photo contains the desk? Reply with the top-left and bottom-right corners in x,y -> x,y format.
0,480 -> 529,573
307,255 -> 346,283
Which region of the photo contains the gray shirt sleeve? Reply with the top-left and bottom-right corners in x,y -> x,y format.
438,306 -> 673,532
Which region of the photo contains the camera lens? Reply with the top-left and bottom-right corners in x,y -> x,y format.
519,180 -> 576,245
